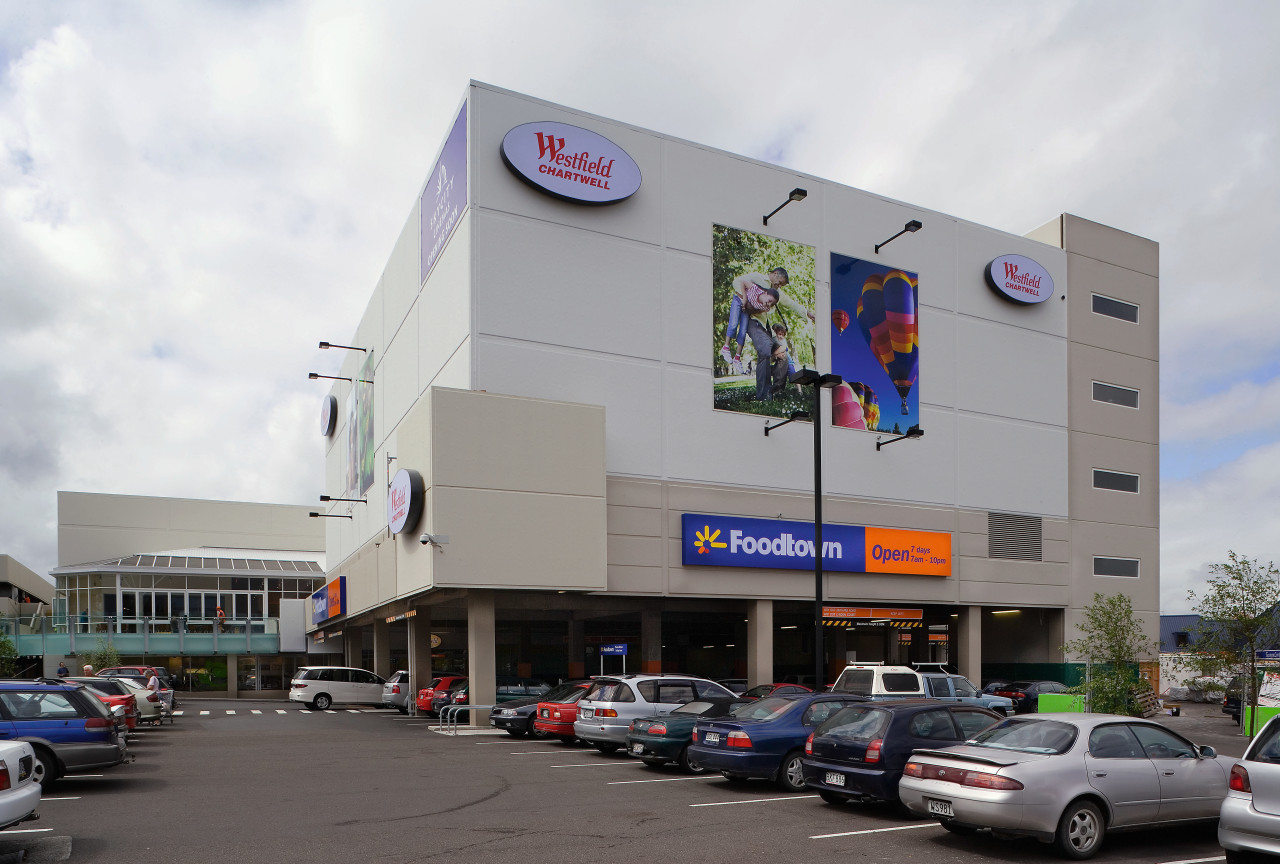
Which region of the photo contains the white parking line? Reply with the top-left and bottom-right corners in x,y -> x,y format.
172,710 -> 184,716
276,709 -> 286,714
1158,859 -> 1225,864
691,794 -> 819,807
299,709 -> 311,714
609,776 -> 719,785
251,710 -> 262,715
325,710 -> 337,714
40,797 -> 81,801
509,751 -> 572,755
811,823 -> 942,839
550,762 -> 637,769
226,710 -> 236,715
346,709 -> 360,713
199,710 -> 210,716
2,829 -> 51,835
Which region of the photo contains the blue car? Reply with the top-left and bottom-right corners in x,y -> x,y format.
0,680 -> 128,786
689,694 -> 865,791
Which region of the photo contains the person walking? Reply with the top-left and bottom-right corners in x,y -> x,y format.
56,660 -> 70,676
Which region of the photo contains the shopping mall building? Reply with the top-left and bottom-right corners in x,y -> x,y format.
305,81 -> 1158,707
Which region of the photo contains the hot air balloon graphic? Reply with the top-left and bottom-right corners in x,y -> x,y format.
862,384 -> 880,431
831,382 -> 866,430
857,270 -> 918,415
832,308 -> 850,334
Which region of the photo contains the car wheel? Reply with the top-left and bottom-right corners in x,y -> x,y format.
594,743 -> 620,754
30,747 -> 59,788
398,705 -> 408,715
941,821 -> 977,836
528,718 -> 550,739
311,693 -> 332,711
776,750 -> 806,792
678,745 -> 707,774
1055,799 -> 1105,860
819,790 -> 847,806
505,728 -> 526,738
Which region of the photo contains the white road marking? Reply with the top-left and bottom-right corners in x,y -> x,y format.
172,710 -> 184,716
276,709 -> 286,714
509,751 -> 571,755
2,829 -> 51,834
692,794 -> 820,807
226,710 -> 236,715
609,776 -> 719,785
40,797 -> 81,801
299,709 -> 311,714
550,762 -> 637,769
811,823 -> 942,839
1157,858 -> 1226,864
325,710 -> 337,714
199,710 -> 210,716
347,709 -> 360,713
251,710 -> 262,715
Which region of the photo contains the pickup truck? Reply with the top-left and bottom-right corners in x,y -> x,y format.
922,673 -> 1015,715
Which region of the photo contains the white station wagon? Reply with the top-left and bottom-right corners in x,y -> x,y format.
288,666 -> 386,710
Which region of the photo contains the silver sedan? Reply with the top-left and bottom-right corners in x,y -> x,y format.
1220,713 -> 1280,862
898,712 -> 1233,860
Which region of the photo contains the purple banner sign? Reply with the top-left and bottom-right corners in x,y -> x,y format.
420,103 -> 468,285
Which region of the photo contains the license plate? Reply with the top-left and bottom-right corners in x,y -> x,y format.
824,771 -> 845,786
927,798 -> 954,817
631,742 -> 644,755
581,708 -> 593,719
704,732 -> 720,745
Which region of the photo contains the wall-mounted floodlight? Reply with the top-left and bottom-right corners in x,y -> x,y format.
874,220 -> 923,254
309,512 -> 352,519
764,410 -> 812,436
875,425 -> 924,451
318,341 -> 367,352
309,372 -> 371,383
319,495 -> 366,504
763,188 -> 807,226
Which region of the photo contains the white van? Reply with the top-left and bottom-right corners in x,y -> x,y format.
289,666 -> 386,710
828,664 -> 926,699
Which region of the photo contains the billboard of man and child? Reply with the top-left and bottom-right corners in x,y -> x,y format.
712,224 -> 919,433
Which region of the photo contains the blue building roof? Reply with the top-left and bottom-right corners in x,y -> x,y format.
1160,614 -> 1202,652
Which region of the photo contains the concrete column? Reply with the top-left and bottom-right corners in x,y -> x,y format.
372,618 -> 391,678
226,661 -> 239,699
640,609 -> 662,674
407,608 -> 433,716
957,606 -> 982,683
344,626 -> 363,668
747,600 -> 773,688
467,591 -> 496,726
568,618 -> 585,679
829,626 -> 848,683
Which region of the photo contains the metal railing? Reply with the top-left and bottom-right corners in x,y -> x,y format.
0,614 -> 281,656
438,703 -> 496,735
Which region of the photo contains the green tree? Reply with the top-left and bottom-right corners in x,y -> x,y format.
0,634 -> 17,678
1187,551 -> 1280,719
83,638 -> 121,673
1063,592 -> 1157,715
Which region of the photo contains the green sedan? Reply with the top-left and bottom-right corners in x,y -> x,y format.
625,698 -> 752,773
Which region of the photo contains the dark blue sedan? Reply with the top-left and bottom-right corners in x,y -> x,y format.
802,700 -> 1002,805
689,694 -> 863,791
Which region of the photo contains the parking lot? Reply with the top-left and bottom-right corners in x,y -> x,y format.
0,699 -> 1247,864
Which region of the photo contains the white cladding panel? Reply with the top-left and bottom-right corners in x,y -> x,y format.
467,84 -> 1069,518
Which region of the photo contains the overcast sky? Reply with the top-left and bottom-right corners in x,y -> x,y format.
0,1 -> 1275,613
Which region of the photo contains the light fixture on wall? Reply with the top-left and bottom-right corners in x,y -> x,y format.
308,372 -> 371,383
320,495 -> 366,504
763,410 -> 811,436
875,425 -> 924,451
318,341 -> 367,352
309,512 -> 352,519
874,219 -> 923,254
763,187 -> 807,226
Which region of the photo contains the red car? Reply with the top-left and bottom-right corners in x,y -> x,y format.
533,682 -> 592,743
416,675 -> 467,715
744,683 -> 813,699
66,678 -> 139,731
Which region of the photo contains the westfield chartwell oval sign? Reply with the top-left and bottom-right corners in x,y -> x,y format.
985,254 -> 1054,304
501,121 -> 642,205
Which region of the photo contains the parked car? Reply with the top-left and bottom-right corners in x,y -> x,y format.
717,679 -> 748,695
690,692 -> 863,791
0,740 -> 40,829
97,665 -> 175,691
417,675 -> 466,716
288,666 -> 386,710
803,700 -> 1003,806
382,671 -> 411,714
574,674 -> 738,754
62,678 -> 138,731
430,681 -> 471,717
0,681 -> 128,786
490,680 -> 590,738
113,677 -> 164,724
922,674 -> 1016,715
1222,673 -> 1262,724
625,698 -> 749,773
993,680 -> 1070,713
899,713 -> 1232,859
829,665 -> 926,699
535,683 -> 593,743
743,683 -> 813,699
981,680 -> 1009,695
1220,711 -> 1280,862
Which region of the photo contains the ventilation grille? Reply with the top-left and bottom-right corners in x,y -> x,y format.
988,512 -> 1043,561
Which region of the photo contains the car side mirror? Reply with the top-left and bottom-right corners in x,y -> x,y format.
1199,745 -> 1216,759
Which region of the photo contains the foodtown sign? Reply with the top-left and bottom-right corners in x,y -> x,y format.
985,254 -> 1054,304
501,121 -> 642,205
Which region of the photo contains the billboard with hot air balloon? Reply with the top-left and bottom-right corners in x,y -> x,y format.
830,254 -> 920,434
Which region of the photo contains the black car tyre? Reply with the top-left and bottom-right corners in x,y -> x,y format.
398,705 -> 408,715
311,693 -> 332,711
528,718 -> 550,739
594,743 -> 620,754
678,745 -> 706,774
776,751 -> 806,792
1055,798 -> 1105,860
819,790 -> 848,806
30,746 -> 59,788
940,821 -> 977,836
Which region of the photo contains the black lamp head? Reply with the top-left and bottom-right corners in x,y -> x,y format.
308,373 -> 319,380
788,188 -> 808,202
905,220 -> 922,232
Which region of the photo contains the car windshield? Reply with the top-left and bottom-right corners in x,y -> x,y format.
730,697 -> 796,721
814,706 -> 891,740
1250,719 -> 1280,764
542,682 -> 586,702
969,718 -> 1077,754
